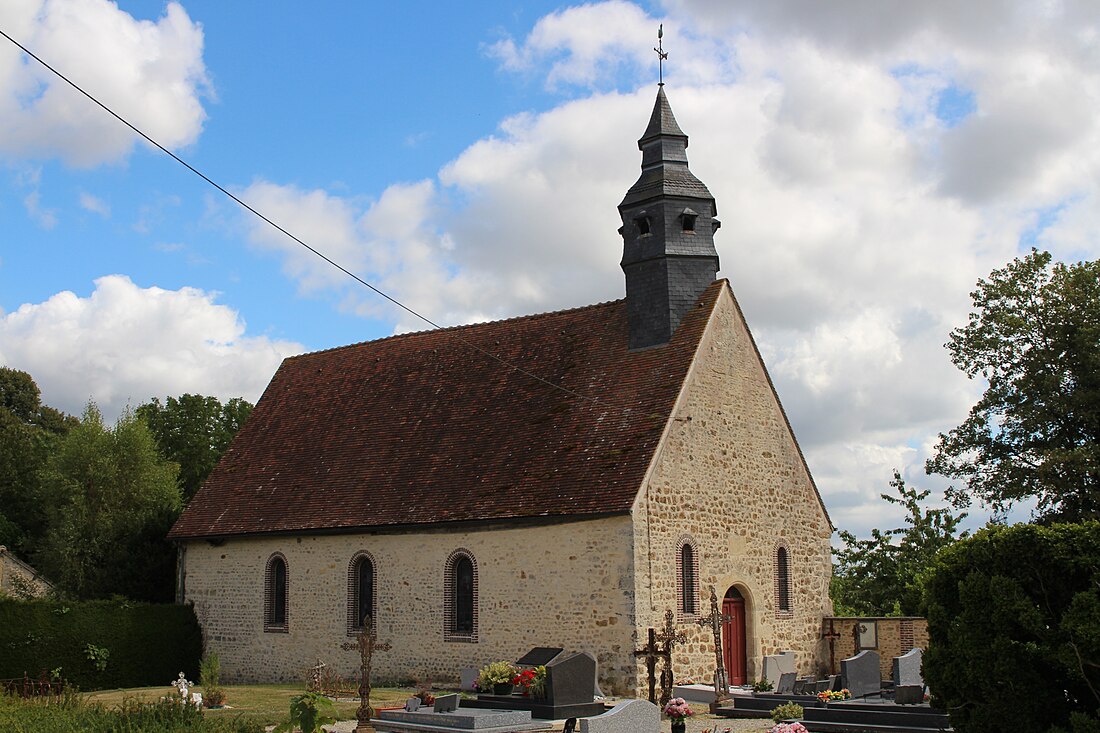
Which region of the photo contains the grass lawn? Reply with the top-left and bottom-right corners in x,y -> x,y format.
85,684 -> 420,727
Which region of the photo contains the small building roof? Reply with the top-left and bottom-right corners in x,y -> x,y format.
169,281 -> 725,541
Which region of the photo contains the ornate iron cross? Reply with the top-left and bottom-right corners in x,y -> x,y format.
654,608 -> 687,707
696,586 -> 732,703
339,616 -> 391,731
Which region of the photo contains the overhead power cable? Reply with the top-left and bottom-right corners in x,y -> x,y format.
0,28 -> 627,413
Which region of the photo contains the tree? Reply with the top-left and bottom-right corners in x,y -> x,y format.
0,367 -> 75,556
831,471 -> 967,616
136,394 -> 253,502
927,249 -> 1100,522
924,522 -> 1100,733
36,403 -> 182,601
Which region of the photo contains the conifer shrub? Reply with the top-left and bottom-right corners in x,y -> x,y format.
924,522 -> 1100,733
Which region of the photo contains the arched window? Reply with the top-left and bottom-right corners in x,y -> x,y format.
775,544 -> 792,615
347,552 -> 376,634
264,553 -> 288,632
676,536 -> 699,619
444,549 -> 478,642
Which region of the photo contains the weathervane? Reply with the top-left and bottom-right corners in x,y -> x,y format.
654,24 -> 668,86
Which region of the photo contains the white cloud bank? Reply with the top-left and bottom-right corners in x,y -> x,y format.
233,1 -> 1100,534
0,275 -> 302,420
0,0 -> 210,166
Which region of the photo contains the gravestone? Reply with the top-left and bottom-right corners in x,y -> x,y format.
826,674 -> 842,692
404,697 -> 421,712
762,651 -> 796,689
547,651 -> 597,706
813,679 -> 830,694
895,684 -> 924,705
792,677 -> 814,695
892,648 -> 923,688
841,650 -> 881,699
579,699 -> 659,733
518,647 -> 565,666
775,672 -> 796,694
433,693 -> 459,713
460,667 -> 478,692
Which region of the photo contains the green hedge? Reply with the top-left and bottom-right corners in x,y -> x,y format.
0,597 -> 201,690
0,695 -> 262,733
924,522 -> 1100,733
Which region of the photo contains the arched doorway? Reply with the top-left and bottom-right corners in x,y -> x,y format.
722,586 -> 748,685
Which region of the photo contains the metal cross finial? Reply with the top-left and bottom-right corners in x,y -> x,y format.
654,24 -> 668,86
339,616 -> 391,733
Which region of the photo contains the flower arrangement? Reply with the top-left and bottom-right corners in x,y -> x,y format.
477,661 -> 518,689
770,723 -> 809,733
512,666 -> 547,698
663,697 -> 694,722
817,688 -> 851,703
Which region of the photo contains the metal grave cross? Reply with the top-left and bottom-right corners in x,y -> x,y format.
634,627 -> 661,704
654,608 -> 688,707
339,616 -> 391,732
696,586 -> 732,704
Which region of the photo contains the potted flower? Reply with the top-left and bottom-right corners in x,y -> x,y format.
770,724 -> 809,733
512,666 -> 547,698
477,661 -> 518,695
663,697 -> 693,733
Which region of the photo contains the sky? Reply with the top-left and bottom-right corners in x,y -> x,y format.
2,0 -> 1098,539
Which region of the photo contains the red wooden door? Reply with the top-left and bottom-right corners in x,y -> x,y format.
722,594 -> 747,685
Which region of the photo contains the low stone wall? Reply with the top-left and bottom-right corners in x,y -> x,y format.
822,617 -> 928,680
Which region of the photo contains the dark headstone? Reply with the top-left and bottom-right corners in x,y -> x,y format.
895,685 -> 924,705
563,719 -> 577,733
813,679 -> 830,694
841,650 -> 881,699
433,693 -> 459,713
892,648 -> 924,688
775,672 -> 796,694
828,674 -> 842,692
517,647 -> 564,666
546,652 -> 597,706
792,676 -> 814,695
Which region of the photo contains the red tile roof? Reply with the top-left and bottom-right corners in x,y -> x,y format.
168,282 -> 725,540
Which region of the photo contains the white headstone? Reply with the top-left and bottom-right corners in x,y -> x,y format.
762,650 -> 796,688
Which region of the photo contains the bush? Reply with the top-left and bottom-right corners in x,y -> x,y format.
0,597 -> 201,690
0,693 -> 262,732
771,702 -> 804,722
924,522 -> 1100,733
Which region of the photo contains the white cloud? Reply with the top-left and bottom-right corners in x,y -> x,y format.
0,275 -> 302,420
0,0 -> 210,167
78,191 -> 109,217
22,188 -> 56,228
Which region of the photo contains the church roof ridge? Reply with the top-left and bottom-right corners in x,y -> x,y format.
284,297 -> 629,361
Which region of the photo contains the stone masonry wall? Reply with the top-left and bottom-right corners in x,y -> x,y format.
825,617 -> 930,680
631,285 -> 834,694
181,515 -> 638,693
0,546 -> 53,598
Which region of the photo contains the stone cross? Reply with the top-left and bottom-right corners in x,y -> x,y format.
634,627 -> 661,704
696,586 -> 732,704
654,608 -> 687,707
339,615 -> 391,733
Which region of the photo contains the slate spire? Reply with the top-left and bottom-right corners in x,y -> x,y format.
618,88 -> 721,349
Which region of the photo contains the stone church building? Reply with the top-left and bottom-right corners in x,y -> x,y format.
169,87 -> 834,695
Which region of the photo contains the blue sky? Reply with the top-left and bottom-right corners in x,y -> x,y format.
3,0 -> 1099,536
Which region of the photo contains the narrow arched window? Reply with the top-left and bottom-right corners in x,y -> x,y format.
264,553 -> 288,632
676,536 -> 699,619
776,545 -> 792,614
347,552 -> 376,634
444,549 -> 478,642
681,544 -> 696,615
636,215 -> 651,235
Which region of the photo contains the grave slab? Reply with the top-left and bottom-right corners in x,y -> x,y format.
374,707 -> 551,732
579,699 -> 659,733
841,650 -> 882,699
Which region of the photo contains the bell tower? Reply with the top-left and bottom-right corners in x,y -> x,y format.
618,86 -> 720,349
